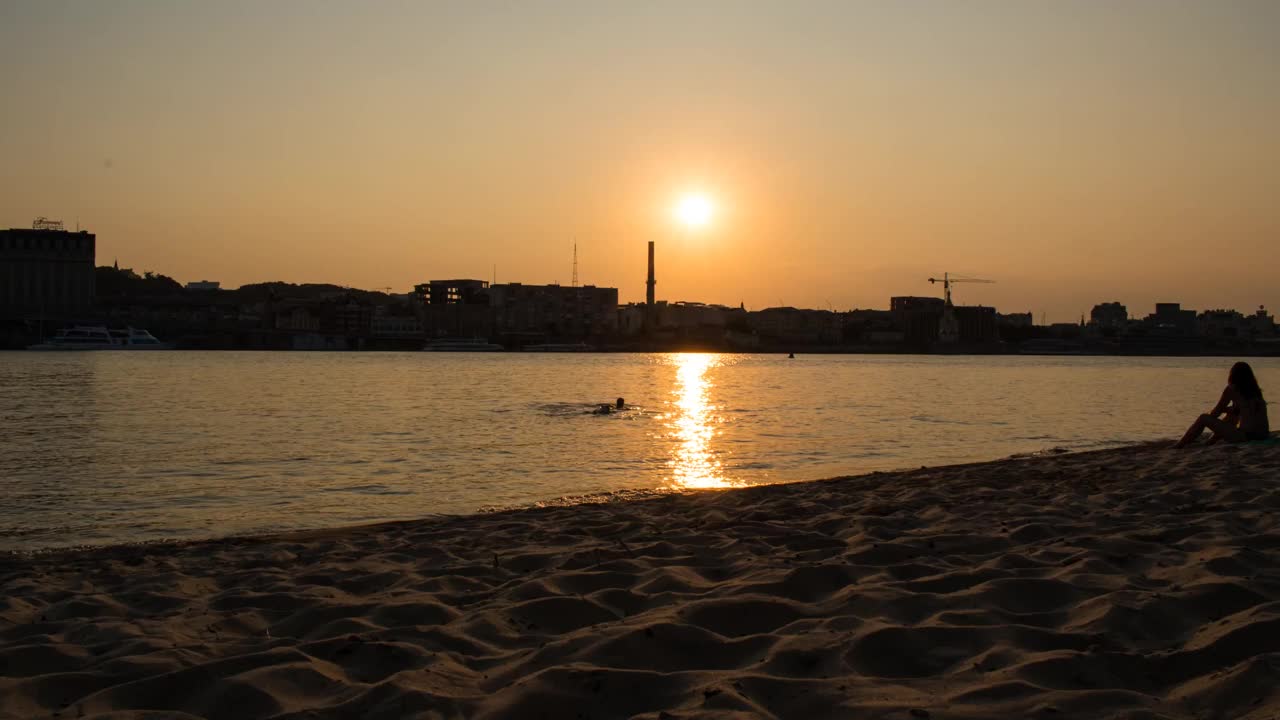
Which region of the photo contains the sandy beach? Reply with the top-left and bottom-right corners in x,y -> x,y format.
2,441 -> 1279,719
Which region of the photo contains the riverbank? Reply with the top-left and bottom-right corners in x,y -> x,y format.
3,441 -> 1279,719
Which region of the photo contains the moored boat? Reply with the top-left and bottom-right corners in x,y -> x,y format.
27,326 -> 172,350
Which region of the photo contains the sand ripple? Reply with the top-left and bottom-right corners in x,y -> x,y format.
3,442 -> 1280,719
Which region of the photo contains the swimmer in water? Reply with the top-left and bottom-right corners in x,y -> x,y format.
591,397 -> 626,415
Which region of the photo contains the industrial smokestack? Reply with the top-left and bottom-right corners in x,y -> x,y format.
646,241 -> 655,306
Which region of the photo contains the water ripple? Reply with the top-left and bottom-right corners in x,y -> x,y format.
0,351 -> 1273,550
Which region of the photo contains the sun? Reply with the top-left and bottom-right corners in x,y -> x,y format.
674,193 -> 715,230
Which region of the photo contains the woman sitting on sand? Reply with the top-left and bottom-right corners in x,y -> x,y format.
1175,361 -> 1270,447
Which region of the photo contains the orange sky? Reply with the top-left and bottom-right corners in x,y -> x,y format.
2,1 -> 1277,322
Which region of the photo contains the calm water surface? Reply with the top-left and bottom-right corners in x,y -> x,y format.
2,352 -> 1276,550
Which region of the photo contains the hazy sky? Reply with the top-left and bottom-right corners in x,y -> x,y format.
2,1 -> 1277,321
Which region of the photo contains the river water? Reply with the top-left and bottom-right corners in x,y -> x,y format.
2,352 -> 1275,551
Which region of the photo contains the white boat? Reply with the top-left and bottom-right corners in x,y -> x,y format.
28,326 -> 172,351
422,338 -> 504,352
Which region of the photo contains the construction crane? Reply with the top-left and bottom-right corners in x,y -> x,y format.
928,272 -> 994,306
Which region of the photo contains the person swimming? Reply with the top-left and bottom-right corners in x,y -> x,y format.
591,397 -> 626,415
1175,361 -> 1270,447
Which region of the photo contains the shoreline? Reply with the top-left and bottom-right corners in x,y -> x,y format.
4,442 -> 1138,558
3,441 -> 1279,719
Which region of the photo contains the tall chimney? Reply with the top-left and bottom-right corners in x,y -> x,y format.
646,241 -> 655,306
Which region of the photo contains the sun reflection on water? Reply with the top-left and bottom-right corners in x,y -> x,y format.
664,353 -> 741,489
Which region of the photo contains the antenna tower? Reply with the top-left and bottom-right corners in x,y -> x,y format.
571,242 -> 579,287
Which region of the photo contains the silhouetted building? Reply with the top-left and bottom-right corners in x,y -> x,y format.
954,306 -> 998,343
618,302 -> 646,336
997,312 -> 1033,328
331,301 -> 374,336
658,302 -> 733,331
891,296 -> 946,344
1195,308 -> 1274,340
624,300 -> 741,344
1145,303 -> 1198,336
890,296 -> 946,314
420,303 -> 496,339
904,309 -> 943,344
1193,307 -> 1278,340
1047,322 -> 1084,338
1,220 -> 95,318
272,298 -> 373,337
490,283 -> 619,338
372,307 -> 422,338
749,307 -> 841,345
1090,302 -> 1128,329
275,303 -> 321,332
185,280 -> 221,291
1250,306 -> 1277,337
414,279 -> 490,305
843,309 -> 900,344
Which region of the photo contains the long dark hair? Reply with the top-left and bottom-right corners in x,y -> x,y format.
1229,361 -> 1264,400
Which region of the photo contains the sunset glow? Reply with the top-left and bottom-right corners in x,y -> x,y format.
1,3 -> 1277,318
673,193 -> 715,231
